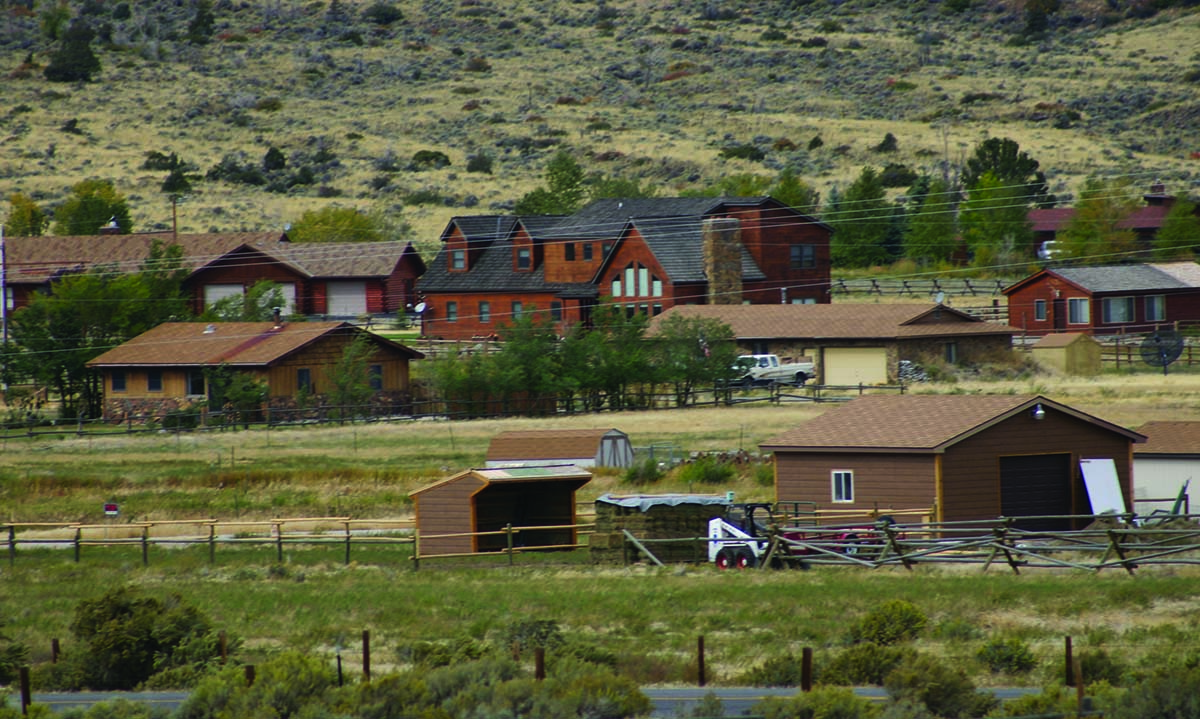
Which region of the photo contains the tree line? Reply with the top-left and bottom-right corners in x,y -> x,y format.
427,306 -> 743,416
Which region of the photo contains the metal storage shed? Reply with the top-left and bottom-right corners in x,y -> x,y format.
1031,333 -> 1102,376
410,465 -> 592,556
485,428 -> 634,468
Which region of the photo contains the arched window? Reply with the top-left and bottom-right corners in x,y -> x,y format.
611,262 -> 662,299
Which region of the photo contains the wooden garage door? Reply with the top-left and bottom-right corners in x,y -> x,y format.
824,347 -> 887,385
1000,454 -> 1072,531
326,281 -> 366,316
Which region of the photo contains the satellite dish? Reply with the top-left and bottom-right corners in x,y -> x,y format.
413,302 -> 427,314
1140,329 -> 1184,375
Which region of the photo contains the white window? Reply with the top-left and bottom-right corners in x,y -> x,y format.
612,278 -> 622,297
204,283 -> 243,307
624,267 -> 635,296
1146,295 -> 1165,322
1067,298 -> 1090,325
1033,299 -> 1047,321
638,267 -> 649,297
652,279 -> 663,297
832,470 -> 854,503
1101,297 -> 1134,324
791,297 -> 817,304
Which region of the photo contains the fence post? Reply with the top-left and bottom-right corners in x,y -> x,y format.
219,631 -> 227,664
362,630 -> 371,683
209,524 -> 216,564
51,639 -> 59,663
534,647 -> 545,680
19,666 -> 30,715
244,665 -> 255,686
275,522 -> 283,564
7,525 -> 14,567
141,525 -> 149,567
73,527 -> 81,563
344,520 -> 351,566
1064,636 -> 1074,686
697,635 -> 706,688
506,523 -> 514,566
801,647 -> 813,692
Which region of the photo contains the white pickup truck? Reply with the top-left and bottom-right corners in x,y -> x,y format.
734,354 -> 814,387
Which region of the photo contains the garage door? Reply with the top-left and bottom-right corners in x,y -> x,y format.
203,283 -> 243,308
1000,454 -> 1072,531
325,281 -> 366,316
823,347 -> 888,385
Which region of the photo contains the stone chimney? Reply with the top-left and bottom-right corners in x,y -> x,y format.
703,217 -> 742,305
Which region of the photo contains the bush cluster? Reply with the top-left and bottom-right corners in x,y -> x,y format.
847,600 -> 927,646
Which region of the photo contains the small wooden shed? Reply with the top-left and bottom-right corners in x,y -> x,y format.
485,428 -> 634,469
1031,333 -> 1102,376
410,465 -> 592,556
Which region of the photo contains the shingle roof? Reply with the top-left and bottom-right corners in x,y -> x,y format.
409,465 -> 592,496
86,321 -> 421,368
486,429 -> 624,461
552,197 -> 734,239
418,242 -> 595,295
649,304 -> 1018,340
4,232 -> 288,284
268,241 -> 415,278
631,217 -> 766,283
1050,263 -> 1200,293
1134,421 -> 1200,455
761,394 -> 1141,452
1032,333 -> 1097,348
440,215 -> 520,246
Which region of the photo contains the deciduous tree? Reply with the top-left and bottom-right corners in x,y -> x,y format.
287,206 -> 392,243
52,179 -> 132,235
4,192 -> 49,236
514,151 -> 586,215
958,171 -> 1033,268
902,178 -> 959,266
1151,196 -> 1200,261
1056,176 -> 1139,263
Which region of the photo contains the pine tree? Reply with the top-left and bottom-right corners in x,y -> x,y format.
187,0 -> 215,45
44,21 -> 101,82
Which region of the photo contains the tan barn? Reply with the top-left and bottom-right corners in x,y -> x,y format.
485,428 -> 634,468
762,394 -> 1144,531
1030,333 -> 1102,376
410,466 -> 592,556
86,321 -> 422,419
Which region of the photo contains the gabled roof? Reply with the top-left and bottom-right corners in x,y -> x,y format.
762,394 -> 1143,453
648,303 -> 1017,340
4,232 -> 289,284
620,217 -> 767,283
1003,262 -> 1200,296
86,321 -> 422,368
487,428 -> 627,461
409,465 -> 592,497
1134,421 -> 1200,455
418,241 -> 595,295
439,215 -> 520,247
267,241 -> 419,278
551,197 -> 737,239
1032,333 -> 1098,348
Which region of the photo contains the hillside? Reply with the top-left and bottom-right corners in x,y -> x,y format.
2,0 -> 1198,254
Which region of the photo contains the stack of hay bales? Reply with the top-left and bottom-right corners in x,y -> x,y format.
590,494 -> 730,564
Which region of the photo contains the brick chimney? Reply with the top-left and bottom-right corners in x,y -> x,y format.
703,217 -> 742,305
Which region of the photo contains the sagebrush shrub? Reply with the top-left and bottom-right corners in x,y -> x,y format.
848,600 -> 927,646
884,653 -> 998,718
622,457 -> 663,485
739,653 -> 804,687
675,456 -> 735,485
977,637 -> 1037,674
821,643 -> 915,686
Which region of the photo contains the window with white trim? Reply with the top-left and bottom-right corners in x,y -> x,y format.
450,249 -> 465,270
479,301 -> 491,323
1101,296 -> 1134,324
1034,299 -> 1047,321
1146,295 -> 1165,322
832,470 -> 854,503
446,301 -> 458,322
1067,297 -> 1089,324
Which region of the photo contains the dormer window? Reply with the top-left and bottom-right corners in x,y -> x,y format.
516,247 -> 531,270
450,249 -> 466,270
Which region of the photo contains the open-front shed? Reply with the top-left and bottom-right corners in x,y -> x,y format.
410,465 -> 592,556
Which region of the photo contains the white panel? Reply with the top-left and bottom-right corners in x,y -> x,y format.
204,284 -> 243,307
326,281 -> 366,316
1133,457 -> 1198,515
278,282 -> 297,313
1080,458 -> 1126,515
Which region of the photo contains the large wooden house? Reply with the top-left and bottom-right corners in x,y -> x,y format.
86,321 -> 422,419
1027,181 -> 1191,258
417,197 -> 833,340
1003,262 -> 1200,336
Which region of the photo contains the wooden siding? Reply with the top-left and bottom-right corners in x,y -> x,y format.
1008,275 -> 1200,337
385,256 -> 422,312
775,453 -> 937,512
185,248 -> 307,315
265,336 -> 411,395
544,239 -> 605,283
602,228 -> 679,307
729,205 -> 832,305
104,368 -> 194,400
940,409 -> 1133,525
422,292 -> 589,340
414,475 -> 486,555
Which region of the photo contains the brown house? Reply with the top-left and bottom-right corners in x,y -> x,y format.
650,303 -> 1018,385
410,465 -> 592,556
3,231 -> 425,318
417,197 -> 833,340
762,394 -> 1145,531
1003,262 -> 1200,336
86,321 -> 423,419
1027,181 -> 1192,258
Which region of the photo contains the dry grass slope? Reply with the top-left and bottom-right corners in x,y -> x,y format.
1,0 -> 1198,250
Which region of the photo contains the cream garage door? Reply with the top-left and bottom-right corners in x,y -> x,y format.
326,281 -> 366,316
824,347 -> 888,385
